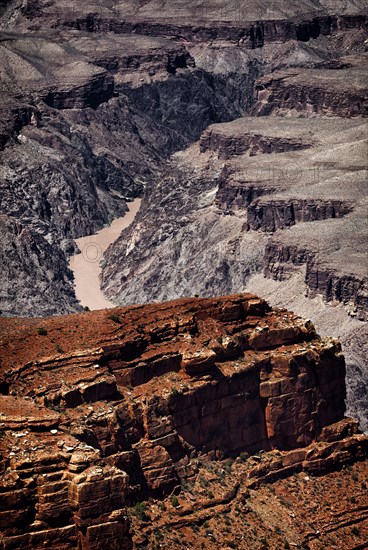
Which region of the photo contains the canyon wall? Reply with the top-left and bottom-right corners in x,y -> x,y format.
1,1 -> 367,317
0,2 -> 367,547
265,241 -> 368,321
0,30 -> 258,316
1,295 -> 367,548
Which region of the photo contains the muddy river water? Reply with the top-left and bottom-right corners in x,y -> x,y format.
69,199 -> 141,310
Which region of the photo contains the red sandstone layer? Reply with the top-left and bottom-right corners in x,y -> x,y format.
0,294 -> 367,548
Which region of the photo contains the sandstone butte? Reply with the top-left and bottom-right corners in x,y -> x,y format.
0,293 -> 367,549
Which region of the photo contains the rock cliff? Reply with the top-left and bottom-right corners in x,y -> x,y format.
264,240 -> 368,321
1,1 -> 367,547
250,63 -> 368,117
0,295 -> 367,548
100,112 -> 368,429
1,1 -> 367,317
0,24 -> 258,315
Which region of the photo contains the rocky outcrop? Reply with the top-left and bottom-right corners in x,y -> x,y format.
200,127 -> 310,159
264,241 -> 368,321
0,33 -> 116,113
1,295 -> 367,548
215,181 -> 353,228
43,69 -> 114,110
251,64 -> 368,117
247,198 -> 351,231
246,418 -> 368,488
56,11 -> 367,49
306,264 -> 368,319
0,295 -> 367,549
215,177 -> 269,211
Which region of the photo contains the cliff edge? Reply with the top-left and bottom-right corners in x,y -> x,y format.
0,294 -> 367,548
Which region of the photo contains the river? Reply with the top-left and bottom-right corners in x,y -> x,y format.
69,198 -> 141,310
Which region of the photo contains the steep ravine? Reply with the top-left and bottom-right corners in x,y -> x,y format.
0,3 -> 367,549
1,3 -> 367,316
0,39 -> 259,316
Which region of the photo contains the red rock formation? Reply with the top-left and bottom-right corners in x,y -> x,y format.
0,294 -> 367,548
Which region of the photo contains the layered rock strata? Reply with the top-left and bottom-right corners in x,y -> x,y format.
101,112 -> 368,430
0,24 -> 258,316
0,295 -> 367,548
102,116 -> 367,316
250,64 -> 368,117
1,1 -> 367,317
264,239 -> 368,321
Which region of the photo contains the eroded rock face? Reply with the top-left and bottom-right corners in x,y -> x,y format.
250,63 -> 368,117
100,109 -> 367,429
102,116 -> 367,314
0,25 -> 258,315
0,295 -> 367,548
264,241 -> 368,322
1,1 -> 367,318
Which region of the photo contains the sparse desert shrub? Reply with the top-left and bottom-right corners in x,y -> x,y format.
133,501 -> 149,521
108,313 -> 121,324
171,496 -> 179,508
37,327 -> 47,336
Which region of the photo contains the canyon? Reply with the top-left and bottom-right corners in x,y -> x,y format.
0,1 -> 367,320
0,0 -> 368,547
